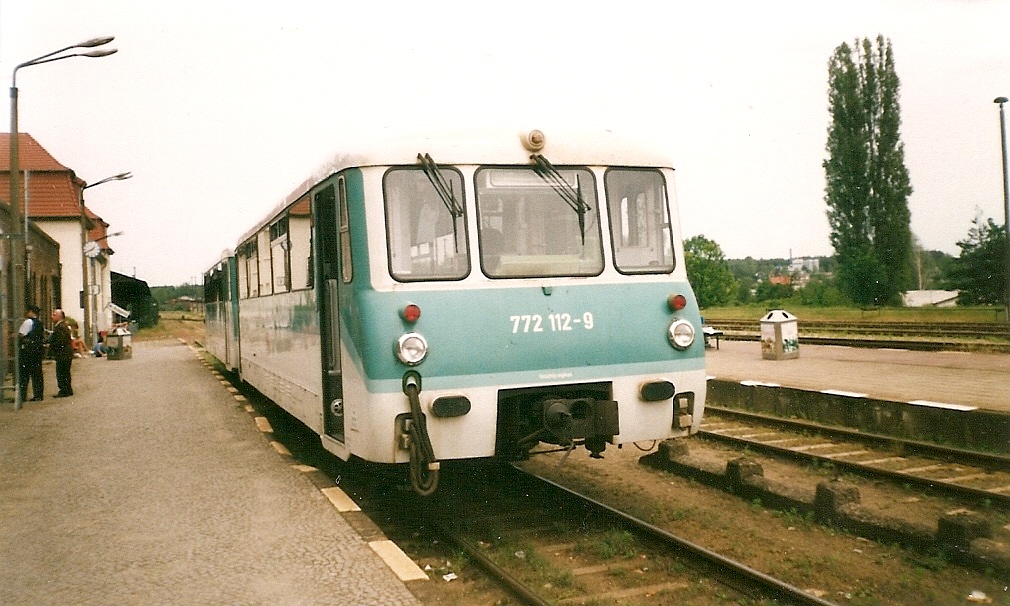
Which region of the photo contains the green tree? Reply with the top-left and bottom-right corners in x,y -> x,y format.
795,274 -> 848,306
684,235 -> 738,307
754,280 -> 794,303
946,213 -> 1008,305
824,36 -> 914,306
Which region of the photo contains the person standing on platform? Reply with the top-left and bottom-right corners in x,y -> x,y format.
48,309 -> 74,398
17,304 -> 45,401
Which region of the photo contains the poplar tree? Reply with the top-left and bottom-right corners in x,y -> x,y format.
823,36 -> 913,306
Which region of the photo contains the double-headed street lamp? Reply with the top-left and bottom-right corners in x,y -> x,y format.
996,97 -> 1010,327
83,173 -> 131,349
8,36 -> 117,410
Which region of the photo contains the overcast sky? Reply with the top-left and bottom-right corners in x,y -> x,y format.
2,0 -> 1008,286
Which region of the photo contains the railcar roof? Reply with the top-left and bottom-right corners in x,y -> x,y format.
237,128 -> 674,246
203,248 -> 236,274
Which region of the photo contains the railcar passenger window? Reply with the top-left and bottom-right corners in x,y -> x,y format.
604,169 -> 675,274
475,167 -> 603,278
269,216 -> 290,293
239,240 -> 259,298
258,230 -> 272,295
384,167 -> 469,281
338,178 -> 352,284
288,197 -> 312,289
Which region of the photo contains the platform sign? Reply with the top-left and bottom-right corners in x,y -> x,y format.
107,302 -> 131,318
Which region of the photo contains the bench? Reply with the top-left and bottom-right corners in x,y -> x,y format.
703,326 -> 724,349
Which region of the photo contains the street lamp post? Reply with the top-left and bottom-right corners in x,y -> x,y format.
7,36 -> 116,410
82,172 -> 131,346
85,227 -> 126,349
996,97 -> 1010,327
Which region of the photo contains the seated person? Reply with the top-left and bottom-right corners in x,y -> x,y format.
93,330 -> 107,357
65,317 -> 89,357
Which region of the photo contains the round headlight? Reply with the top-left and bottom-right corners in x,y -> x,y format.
667,319 -> 696,350
396,332 -> 428,365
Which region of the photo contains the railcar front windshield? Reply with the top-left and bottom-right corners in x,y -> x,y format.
604,168 -> 675,274
475,166 -> 603,278
384,167 -> 470,281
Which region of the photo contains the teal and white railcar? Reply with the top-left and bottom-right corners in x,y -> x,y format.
204,129 -> 706,495
203,250 -> 240,372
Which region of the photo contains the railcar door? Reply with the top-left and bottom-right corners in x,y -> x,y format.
314,180 -> 345,441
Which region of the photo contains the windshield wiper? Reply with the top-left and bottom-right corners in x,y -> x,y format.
530,154 -> 591,244
417,152 -> 464,252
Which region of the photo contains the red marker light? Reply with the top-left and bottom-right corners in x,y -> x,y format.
667,294 -> 687,312
402,304 -> 421,323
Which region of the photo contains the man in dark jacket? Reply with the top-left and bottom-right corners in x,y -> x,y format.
18,304 -> 45,401
48,309 -> 74,398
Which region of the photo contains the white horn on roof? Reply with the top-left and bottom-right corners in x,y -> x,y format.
520,129 -> 546,152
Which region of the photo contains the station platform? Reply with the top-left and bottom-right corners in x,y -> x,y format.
704,339 -> 1010,414
0,338 -> 422,606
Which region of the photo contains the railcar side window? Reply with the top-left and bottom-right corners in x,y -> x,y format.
475,167 -> 603,278
338,178 -> 352,284
269,215 -> 291,293
288,197 -> 312,289
238,240 -> 258,298
604,168 -> 675,274
384,167 -> 469,281
257,230 -> 272,295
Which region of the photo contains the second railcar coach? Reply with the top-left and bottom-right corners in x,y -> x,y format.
204,251 -> 240,372
205,129 -> 706,495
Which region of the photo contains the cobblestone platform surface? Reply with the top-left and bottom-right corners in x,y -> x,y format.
705,340 -> 1010,413
0,339 -> 421,606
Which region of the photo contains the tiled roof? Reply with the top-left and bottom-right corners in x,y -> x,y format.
0,132 -> 85,218
0,133 -> 73,171
84,206 -> 113,253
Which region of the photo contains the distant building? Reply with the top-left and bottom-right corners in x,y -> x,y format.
167,295 -> 201,312
902,290 -> 959,307
788,257 -> 820,274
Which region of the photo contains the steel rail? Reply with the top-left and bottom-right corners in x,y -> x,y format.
699,409 -> 1010,508
705,405 -> 1010,470
435,524 -> 554,606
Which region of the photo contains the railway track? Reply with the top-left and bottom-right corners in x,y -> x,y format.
313,456 -> 842,605
414,464 -> 839,606
699,406 -> 1010,508
227,368 -> 842,605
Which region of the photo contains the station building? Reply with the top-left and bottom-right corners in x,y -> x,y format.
0,132 -> 119,354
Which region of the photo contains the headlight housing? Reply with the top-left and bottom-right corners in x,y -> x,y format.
396,332 -> 428,365
667,319 -> 696,350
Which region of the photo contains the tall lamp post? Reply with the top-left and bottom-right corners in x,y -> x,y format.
8,36 -> 116,410
996,97 -> 1010,327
